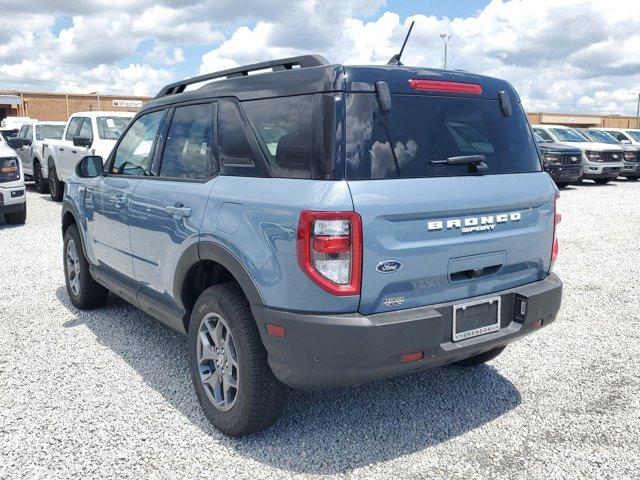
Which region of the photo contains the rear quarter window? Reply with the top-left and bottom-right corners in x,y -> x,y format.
346,94 -> 541,179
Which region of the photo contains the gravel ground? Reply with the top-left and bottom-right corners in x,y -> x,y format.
1,181 -> 639,480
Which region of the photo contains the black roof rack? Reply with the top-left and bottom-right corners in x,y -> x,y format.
154,54 -> 330,98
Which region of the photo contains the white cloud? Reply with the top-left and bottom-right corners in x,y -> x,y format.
1,0 -> 640,113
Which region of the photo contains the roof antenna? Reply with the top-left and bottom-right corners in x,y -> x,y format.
387,20 -> 415,66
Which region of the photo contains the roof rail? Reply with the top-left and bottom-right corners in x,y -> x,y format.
154,54 -> 330,98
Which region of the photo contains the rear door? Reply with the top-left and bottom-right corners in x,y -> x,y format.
345,91 -> 556,315
129,102 -> 217,317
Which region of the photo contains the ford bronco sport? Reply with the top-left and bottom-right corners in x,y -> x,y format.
61,54 -> 563,436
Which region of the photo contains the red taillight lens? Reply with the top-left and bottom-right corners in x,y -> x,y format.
408,79 -> 483,94
297,211 -> 362,296
550,195 -> 560,270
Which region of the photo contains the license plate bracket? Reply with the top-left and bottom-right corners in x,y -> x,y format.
452,297 -> 501,342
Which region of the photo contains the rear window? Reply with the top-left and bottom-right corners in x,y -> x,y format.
346,94 -> 541,179
36,124 -> 65,140
97,116 -> 131,140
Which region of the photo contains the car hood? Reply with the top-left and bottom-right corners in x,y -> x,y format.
538,141 -> 582,153
560,141 -> 624,151
0,141 -> 17,157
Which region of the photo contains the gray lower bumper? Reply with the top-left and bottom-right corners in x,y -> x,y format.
253,274 -> 563,390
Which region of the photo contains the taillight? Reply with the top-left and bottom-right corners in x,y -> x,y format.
408,79 -> 483,94
550,195 -> 561,271
297,211 -> 362,296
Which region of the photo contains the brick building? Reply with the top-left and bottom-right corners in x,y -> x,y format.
0,90 -> 151,123
526,112 -> 640,128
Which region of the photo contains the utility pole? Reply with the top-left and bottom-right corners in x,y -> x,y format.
440,33 -> 452,69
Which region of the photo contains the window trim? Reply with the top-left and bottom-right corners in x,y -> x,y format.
105,108 -> 168,179
151,100 -> 219,183
218,97 -> 273,178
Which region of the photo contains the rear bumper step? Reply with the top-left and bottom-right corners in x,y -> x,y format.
253,273 -> 562,390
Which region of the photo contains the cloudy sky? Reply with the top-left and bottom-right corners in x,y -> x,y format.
0,0 -> 639,114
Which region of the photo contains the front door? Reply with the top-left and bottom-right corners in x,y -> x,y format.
129,102 -> 217,310
16,125 -> 32,174
86,109 -> 166,279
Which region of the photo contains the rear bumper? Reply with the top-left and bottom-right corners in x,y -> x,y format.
254,273 -> 562,390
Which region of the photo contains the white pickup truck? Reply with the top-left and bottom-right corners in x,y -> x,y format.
44,111 -> 133,201
8,121 -> 66,193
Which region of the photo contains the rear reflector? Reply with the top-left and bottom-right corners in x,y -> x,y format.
400,352 -> 424,363
266,324 -> 286,338
409,79 -> 483,94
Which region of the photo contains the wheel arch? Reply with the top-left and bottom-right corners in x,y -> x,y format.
174,242 -> 265,332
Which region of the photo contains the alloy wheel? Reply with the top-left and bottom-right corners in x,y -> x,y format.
197,313 -> 239,411
65,239 -> 81,296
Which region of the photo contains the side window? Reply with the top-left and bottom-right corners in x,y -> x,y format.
78,118 -> 93,141
25,126 -> 33,141
65,117 -> 82,141
615,132 -> 629,142
533,128 -> 553,142
242,95 -> 314,179
17,125 -> 28,139
111,110 -> 165,176
159,103 -> 216,180
218,100 -> 265,177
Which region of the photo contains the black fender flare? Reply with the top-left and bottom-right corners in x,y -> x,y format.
60,201 -> 88,255
173,241 -> 265,312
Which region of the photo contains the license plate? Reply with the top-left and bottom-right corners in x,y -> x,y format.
452,297 -> 501,342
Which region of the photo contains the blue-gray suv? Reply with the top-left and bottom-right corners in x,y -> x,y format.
61,55 -> 563,436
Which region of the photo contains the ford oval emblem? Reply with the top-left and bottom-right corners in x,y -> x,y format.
376,260 -> 403,273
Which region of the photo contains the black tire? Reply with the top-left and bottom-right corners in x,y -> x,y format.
63,224 -> 109,309
555,182 -> 568,188
33,162 -> 49,193
49,163 -> 64,201
454,346 -> 506,367
594,178 -> 610,185
624,176 -> 639,181
188,283 -> 289,436
4,202 -> 26,224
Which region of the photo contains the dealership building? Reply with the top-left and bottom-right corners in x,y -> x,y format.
0,90 -> 151,123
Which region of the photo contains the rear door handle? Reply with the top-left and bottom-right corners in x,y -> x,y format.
110,193 -> 126,207
71,150 -> 77,154
59,147 -> 64,151
165,203 -> 191,218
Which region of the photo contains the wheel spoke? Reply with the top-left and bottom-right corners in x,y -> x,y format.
198,333 -> 217,362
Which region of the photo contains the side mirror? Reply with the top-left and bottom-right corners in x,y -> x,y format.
22,138 -> 32,147
621,139 -> 631,144
6,138 -> 23,149
76,155 -> 104,178
73,136 -> 93,148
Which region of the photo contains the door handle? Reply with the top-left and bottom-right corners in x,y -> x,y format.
165,203 -> 191,219
71,150 -> 77,154
59,147 -> 64,151
110,193 -> 126,207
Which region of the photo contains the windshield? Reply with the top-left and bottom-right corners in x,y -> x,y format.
0,132 -> 4,142
549,128 -> 585,142
586,130 -> 618,144
35,124 -> 65,141
97,116 -> 132,140
346,94 -> 540,179
626,130 -> 640,142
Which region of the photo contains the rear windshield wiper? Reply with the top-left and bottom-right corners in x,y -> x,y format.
430,155 -> 488,172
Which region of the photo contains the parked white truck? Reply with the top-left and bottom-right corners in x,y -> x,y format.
7,121 -> 66,193
44,111 -> 133,201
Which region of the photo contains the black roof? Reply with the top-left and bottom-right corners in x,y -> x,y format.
141,54 -> 520,114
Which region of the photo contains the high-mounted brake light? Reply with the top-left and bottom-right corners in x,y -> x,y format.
550,195 -> 561,271
408,79 -> 483,95
297,211 -> 362,296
